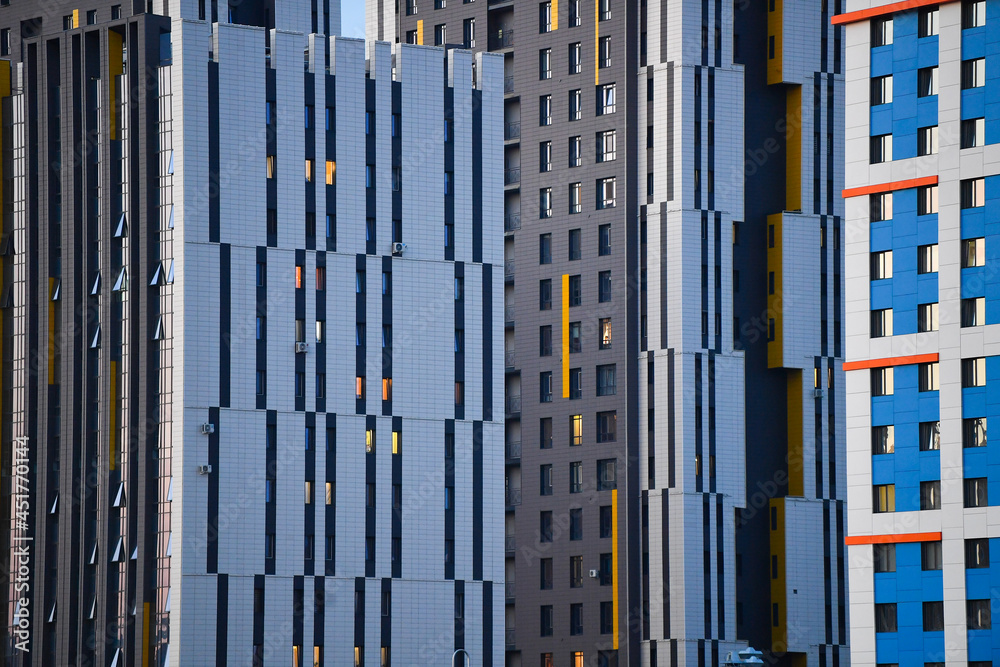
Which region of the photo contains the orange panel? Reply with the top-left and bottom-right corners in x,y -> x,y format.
843,352 -> 938,372
842,175 -> 938,199
832,0 -> 954,25
845,532 -> 942,546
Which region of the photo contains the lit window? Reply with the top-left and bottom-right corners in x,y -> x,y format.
918,303 -> 939,333
873,484 -> 895,513
962,237 -> 986,267
599,318 -> 612,349
871,16 -> 893,47
962,357 -> 987,388
365,428 -> 375,453
962,297 -> 985,327
357,377 -> 367,400
266,155 -> 276,178
962,58 -> 986,89
871,309 -> 892,338
570,414 -> 582,446
869,193 -> 892,222
871,75 -> 893,105
918,244 -> 939,274
599,83 -> 616,115
871,367 -> 894,396
326,160 -> 335,185
392,431 -> 401,455
305,159 -> 314,182
872,425 -> 894,455
305,481 -> 313,504
383,377 -> 392,401
295,265 -> 304,289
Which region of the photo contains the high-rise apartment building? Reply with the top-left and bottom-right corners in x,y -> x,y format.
375,2 -> 847,667
0,1 -> 505,665
842,2 -> 1000,667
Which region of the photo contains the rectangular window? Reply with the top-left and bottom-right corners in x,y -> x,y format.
570,462 -> 583,493
967,538 -> 990,568
870,193 -> 893,222
540,326 -> 553,356
599,318 -> 612,349
569,555 -> 584,587
540,279 -> 552,310
600,602 -> 613,634
963,297 -> 986,327
963,58 -> 986,89
569,89 -> 582,121
917,245 -> 939,275
539,48 -> 552,79
919,7 -> 939,36
871,134 -> 892,163
599,35 -> 612,67
540,511 -> 553,542
963,237 -> 986,267
918,303 -> 939,332
599,225 -> 611,256
569,42 -> 582,74
598,178 -> 617,209
871,75 -> 893,105
871,16 -> 893,46
873,543 -> 896,572
434,24 -> 446,45
540,418 -> 553,449
569,321 -> 582,352
873,484 -> 895,512
570,509 -> 583,540
920,421 -> 941,451
599,130 -> 617,162
0,29 -> 8,57
923,601 -> 944,632
540,95 -> 552,126
968,599 -> 992,629
920,481 -> 941,510
600,506 -> 612,538
569,275 -> 582,306
871,308 -> 893,338
599,83 -> 616,115
539,1 -> 552,32
597,365 -> 616,396
922,541 -> 942,570
597,411 -> 616,443
962,117 -> 985,148
872,425 -> 895,455
919,362 -> 939,392
569,183 -> 582,214
569,135 -> 582,167
963,357 -> 987,387
540,465 -> 553,496
963,179 -> 986,209
918,66 -> 938,97
965,477 -> 989,508
875,603 -> 897,633
540,604 -> 553,633
871,250 -> 893,280
570,414 -> 583,446
570,604 -> 584,637
569,229 -> 582,260
597,459 -> 617,490
599,271 -> 612,302
964,417 -> 988,448
569,368 -> 582,399
540,372 -> 553,403
540,233 -> 552,264
569,0 -> 581,25
917,126 -> 938,156
964,0 -> 986,28
539,188 -> 553,218
463,18 -> 475,47
540,141 -> 552,172
918,186 -> 938,215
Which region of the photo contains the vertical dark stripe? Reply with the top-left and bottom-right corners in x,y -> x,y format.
207,406 -> 220,573
660,201 -> 669,348
708,353 -> 716,493
314,577 -> 325,660
380,578 -> 392,654
265,70 -> 277,248
391,415 -> 402,578
256,246 -> 267,411
707,71 -> 715,212
326,413 -> 337,576
662,493 -> 670,638
382,256 -> 392,417
714,0 -> 722,67
666,63 -> 675,201
713,212 -> 721,351
702,498 -> 711,636
454,580 -> 465,650
356,254 -> 367,415
715,495 -> 724,636
354,578 -> 365,649
836,501 -> 846,642
253,575 -> 265,647
823,501 -> 833,644
695,355 -> 703,493
647,361 -> 656,488
316,252 -> 326,413
208,62 -> 220,242
473,421 -> 483,580
295,248 -> 306,412
694,68 -> 702,209
445,419 -> 456,580
697,639 -> 705,667
670,639 -> 678,667
482,266 -> 492,420
700,210 -> 709,349
366,415 -> 377,577
444,87 -> 455,261
219,244 -> 230,407
482,582 -> 493,667
701,0 -> 709,65
265,411 -> 277,575
472,90 -> 483,263
667,349 -> 676,487
454,263 -> 465,421
304,412 -> 316,576
216,574 -> 228,667
293,576 -> 304,650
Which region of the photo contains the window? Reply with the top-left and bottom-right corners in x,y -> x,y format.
540,372 -> 553,403
569,89 -> 582,121
920,481 -> 941,510
920,421 -> 941,451
597,365 -> 616,396
386,378 -> 395,402
600,0 -> 611,20
569,42 -> 582,74
569,555 -> 584,587
919,362 -> 939,392
569,275 -> 582,306
599,36 -> 612,67
871,309 -> 893,338
569,136 -> 582,167
964,180 -> 987,210
964,417 -> 988,448
599,552 -> 613,585
871,17 -> 893,46
916,245 -> 938,275
870,193 -> 892,222
540,188 -> 553,218
924,601 -> 944,632
919,7 -> 939,36
963,237 -> 986,267
540,326 -> 553,356
599,225 -> 611,256
871,250 -> 893,280
598,178 -> 617,209
917,126 -> 938,156
540,141 -> 552,172
963,58 -> 986,89
257,316 -> 266,340
597,411 -> 616,443
872,425 -> 895,455
599,318 -> 612,349
569,321 -> 582,353
965,477 -> 989,508
873,484 -> 895,513
873,543 -> 896,572
569,462 -> 583,493
540,279 -> 552,310
875,603 -> 897,633
967,538 -> 990,568
570,603 -> 583,635
569,368 -> 582,399
963,0 -> 986,28
540,95 -> 552,126
870,134 -> 892,163
570,510 -> 583,541
962,118 -> 985,148
540,511 -> 553,542
540,604 -> 554,633
463,18 -> 475,47
922,541 -> 942,570
434,24 -> 446,45
539,49 -> 552,79
963,357 -> 987,387
570,183 -> 582,214
600,602 -> 613,634
599,271 -> 612,302
597,459 -> 617,490
969,599 -> 992,629
356,376 -> 366,401
541,418 -> 553,449
539,234 -> 552,264
918,303 -> 939,332
256,370 -> 266,395
918,186 -> 938,215
918,67 -> 938,97
570,414 -> 583,446
542,655 -> 554,667
540,465 -> 553,496
569,0 -> 581,25
871,75 -> 893,105
539,1 -> 553,32
964,296 -> 987,327
0,29 -> 8,57
569,229 -> 582,260
600,506 -> 612,538
599,83 -> 616,115
599,130 -> 617,162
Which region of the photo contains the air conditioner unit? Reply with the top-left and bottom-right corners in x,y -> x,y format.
391,242 -> 407,255
295,342 -> 308,353
813,388 -> 824,398
588,569 -> 599,578
196,464 -> 213,475
201,423 -> 215,435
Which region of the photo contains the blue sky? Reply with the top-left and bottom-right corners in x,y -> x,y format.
342,0 -> 365,38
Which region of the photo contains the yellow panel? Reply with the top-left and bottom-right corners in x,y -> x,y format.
767,0 -> 782,85
0,60 -> 11,98
110,360 -> 117,470
786,370 -> 803,496
562,274 -> 570,398
417,20 -> 424,46
766,213 -> 783,369
551,0 -> 558,30
785,86 -> 802,212
109,31 -> 123,141
769,498 -> 787,651
612,488 -> 619,650
73,9 -> 80,28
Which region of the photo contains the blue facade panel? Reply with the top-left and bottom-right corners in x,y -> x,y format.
962,358 -> 1000,501
874,543 -> 944,666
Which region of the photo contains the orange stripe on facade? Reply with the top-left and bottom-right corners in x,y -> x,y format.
842,175 -> 937,199
832,0 -> 953,25
845,531 -> 942,546
843,352 -> 938,371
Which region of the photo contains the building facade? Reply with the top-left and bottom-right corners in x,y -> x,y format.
842,2 -> 1000,667
375,2 -> 848,667
0,1 -> 505,665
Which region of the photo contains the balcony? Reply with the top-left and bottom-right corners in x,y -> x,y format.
505,535 -> 516,554
504,168 -> 521,186
504,75 -> 515,94
504,260 -> 515,283
504,212 -> 521,232
505,581 -> 516,602
505,349 -> 516,370
504,305 -> 515,328
506,440 -> 521,463
505,394 -> 521,418
490,28 -> 515,51
504,122 -> 520,141
505,487 -> 522,508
